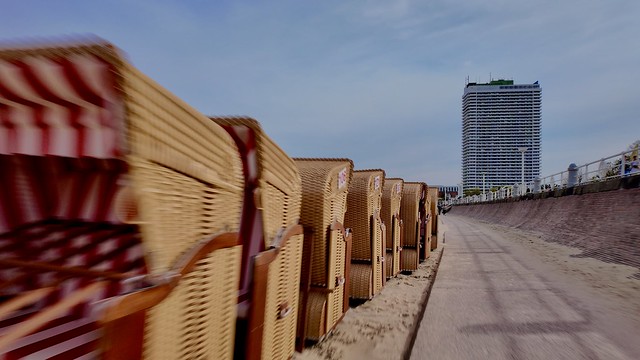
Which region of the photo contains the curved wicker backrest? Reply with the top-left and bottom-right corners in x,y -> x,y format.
210,117 -> 303,360
294,158 -> 353,287
211,117 -> 301,246
382,178 -> 403,278
400,182 -> 426,271
345,170 -> 384,259
420,183 -> 431,261
0,41 -> 244,360
400,183 -> 423,247
345,170 -> 385,299
294,158 -> 353,342
428,187 -> 439,249
117,47 -> 244,360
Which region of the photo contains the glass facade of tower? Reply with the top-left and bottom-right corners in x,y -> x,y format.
462,80 -> 541,192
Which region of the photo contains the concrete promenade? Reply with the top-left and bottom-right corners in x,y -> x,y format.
410,215 -> 640,360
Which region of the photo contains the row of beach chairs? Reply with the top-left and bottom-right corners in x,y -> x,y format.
0,40 -> 439,359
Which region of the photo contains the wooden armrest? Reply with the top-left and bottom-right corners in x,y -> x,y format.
247,224 -> 303,360
330,220 -> 352,242
332,220 -> 352,312
267,224 -> 304,253
97,232 -> 239,323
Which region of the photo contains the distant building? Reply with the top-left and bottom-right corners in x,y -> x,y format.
462,79 -> 541,192
437,185 -> 461,200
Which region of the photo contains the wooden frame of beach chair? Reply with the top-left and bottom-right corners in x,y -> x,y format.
382,178 -> 404,279
428,187 -> 439,251
419,183 -> 431,262
344,170 -> 385,300
211,117 -> 303,360
293,158 -> 353,350
399,182 -> 426,272
0,40 -> 244,359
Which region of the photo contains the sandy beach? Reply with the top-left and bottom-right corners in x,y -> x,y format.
295,214 -> 640,359
483,221 -> 640,317
294,246 -> 443,360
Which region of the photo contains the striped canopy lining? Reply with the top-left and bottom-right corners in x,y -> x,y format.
0,155 -> 146,357
0,48 -> 147,359
0,155 -> 127,233
0,219 -> 145,296
0,218 -> 146,359
0,52 -> 123,158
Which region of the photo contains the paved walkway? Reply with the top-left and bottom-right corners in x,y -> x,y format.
410,215 -> 640,360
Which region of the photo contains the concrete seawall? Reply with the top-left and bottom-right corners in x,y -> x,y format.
450,185 -> 640,276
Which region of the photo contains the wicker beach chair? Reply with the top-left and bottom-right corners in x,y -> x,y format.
428,187 -> 439,251
211,117 -> 303,360
344,170 -> 385,300
382,179 -> 404,279
419,184 -> 431,262
294,158 -> 353,348
0,40 -> 244,359
399,182 -> 427,271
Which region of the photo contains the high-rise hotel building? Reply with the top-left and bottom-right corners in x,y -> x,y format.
462,79 -> 541,192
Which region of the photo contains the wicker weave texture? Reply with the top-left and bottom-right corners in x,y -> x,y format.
382,179 -> 403,278
116,49 -> 244,360
303,285 -> 343,341
304,292 -> 327,340
261,233 -> 304,360
344,170 -> 384,298
400,248 -> 419,272
144,246 -> 242,360
428,187 -> 438,220
345,171 -> 383,259
120,62 -> 243,273
349,264 -> 372,299
382,179 -> 403,249
400,183 -> 422,247
385,252 -> 393,277
294,159 -> 353,287
327,284 -> 345,333
0,42 -> 244,360
372,214 -> 384,295
428,187 -> 439,250
211,117 -> 302,246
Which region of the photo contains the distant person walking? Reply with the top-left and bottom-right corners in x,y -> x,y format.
437,204 -> 442,215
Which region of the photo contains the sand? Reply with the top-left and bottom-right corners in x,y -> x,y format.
293,247 -> 443,360
483,221 -> 640,317
294,216 -> 640,359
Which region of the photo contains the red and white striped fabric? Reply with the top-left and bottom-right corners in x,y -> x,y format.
0,53 -> 123,158
53,157 -> 126,224
0,156 -> 126,233
0,220 -> 145,295
0,315 -> 101,360
0,44 -> 143,359
0,220 -> 146,359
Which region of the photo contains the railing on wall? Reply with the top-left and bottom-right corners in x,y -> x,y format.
451,147 -> 639,205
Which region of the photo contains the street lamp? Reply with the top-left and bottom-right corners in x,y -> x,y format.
482,172 -> 486,201
518,147 -> 528,195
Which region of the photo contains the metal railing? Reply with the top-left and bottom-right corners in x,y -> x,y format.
450,147 -> 639,205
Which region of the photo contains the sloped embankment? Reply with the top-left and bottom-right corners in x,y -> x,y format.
450,187 -> 640,275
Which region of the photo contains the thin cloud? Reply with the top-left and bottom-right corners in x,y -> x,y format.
1,0 -> 638,184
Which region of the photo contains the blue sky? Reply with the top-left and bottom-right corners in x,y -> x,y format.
2,1 -> 639,185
